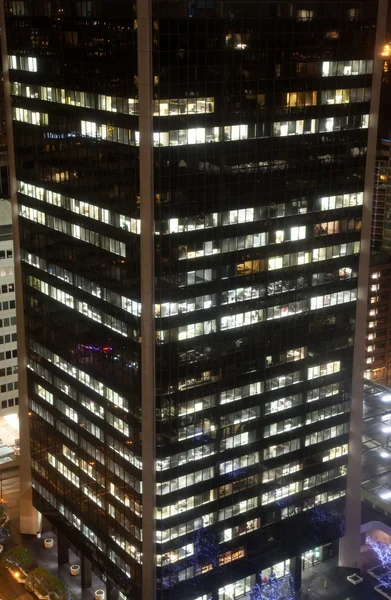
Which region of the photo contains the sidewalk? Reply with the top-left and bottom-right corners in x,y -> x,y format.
20,531 -> 106,600
302,557 -> 381,600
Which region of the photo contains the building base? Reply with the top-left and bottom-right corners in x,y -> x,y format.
20,508 -> 42,536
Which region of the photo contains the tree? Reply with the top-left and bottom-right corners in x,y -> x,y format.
26,567 -> 52,597
250,576 -> 296,600
0,502 -> 7,523
2,545 -> 32,571
307,507 -> 344,544
0,501 -> 10,544
26,567 -> 75,600
161,528 -> 225,594
366,536 -> 391,587
250,574 -> 316,600
366,536 -> 391,569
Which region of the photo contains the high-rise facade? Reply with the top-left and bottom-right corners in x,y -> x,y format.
0,189 -> 19,416
0,1 -> 385,599
371,138 -> 390,250
365,253 -> 391,385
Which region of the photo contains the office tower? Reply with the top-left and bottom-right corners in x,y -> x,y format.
372,138 -> 390,250
0,144 -> 18,420
0,188 -> 19,417
366,254 -> 391,385
380,137 -> 391,251
0,1 -> 385,599
366,136 -> 391,387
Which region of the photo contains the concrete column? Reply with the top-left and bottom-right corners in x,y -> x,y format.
290,555 -> 302,591
0,0 -> 41,536
81,555 -> 92,589
339,0 -> 388,569
57,531 -> 69,565
137,1 -> 156,600
106,579 -> 119,600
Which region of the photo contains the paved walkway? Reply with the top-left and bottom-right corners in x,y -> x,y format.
3,529 -> 388,600
302,557 -> 382,600
8,531 -> 107,600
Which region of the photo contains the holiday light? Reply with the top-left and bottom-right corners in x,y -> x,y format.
309,507 -> 345,543
366,536 -> 391,568
161,528 -> 225,590
250,575 -> 295,600
366,536 -> 391,586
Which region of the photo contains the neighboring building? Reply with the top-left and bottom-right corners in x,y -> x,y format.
0,200 -> 18,415
381,138 -> 391,252
362,379 -> 391,518
371,138 -> 390,250
365,252 -> 391,385
366,74 -> 391,385
1,2 -> 384,600
0,149 -> 18,417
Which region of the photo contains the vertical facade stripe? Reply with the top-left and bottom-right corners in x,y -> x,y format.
138,0 -> 156,598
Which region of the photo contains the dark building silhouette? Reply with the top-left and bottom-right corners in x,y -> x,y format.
0,1 -> 386,599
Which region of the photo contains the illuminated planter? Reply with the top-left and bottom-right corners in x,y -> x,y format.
70,565 -> 80,576
44,538 -> 54,549
8,567 -> 28,583
375,584 -> 391,599
369,565 -> 391,580
34,592 -> 49,600
347,573 -> 363,585
95,590 -> 105,600
30,586 -> 49,600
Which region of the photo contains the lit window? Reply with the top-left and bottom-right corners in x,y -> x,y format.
9,55 -> 37,72
290,226 -> 306,241
218,576 -> 255,600
297,9 -> 313,21
12,107 -> 48,126
286,91 -> 317,107
322,60 -> 373,77
308,360 -> 341,380
268,256 -> 283,270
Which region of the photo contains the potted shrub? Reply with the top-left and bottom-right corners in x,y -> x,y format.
70,564 -> 80,576
46,575 -> 74,600
26,567 -> 52,600
26,567 -> 75,600
2,545 -> 32,583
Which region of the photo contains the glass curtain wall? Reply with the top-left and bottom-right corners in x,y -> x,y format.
2,1 -> 380,599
